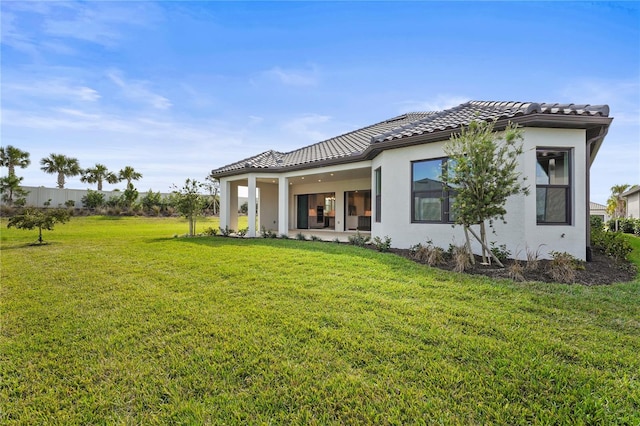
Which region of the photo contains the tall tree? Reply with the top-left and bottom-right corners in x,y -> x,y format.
1,145 -> 31,178
81,163 -> 118,191
118,166 -> 142,187
40,154 -> 81,189
0,175 -> 29,206
441,120 -> 529,266
606,184 -> 630,219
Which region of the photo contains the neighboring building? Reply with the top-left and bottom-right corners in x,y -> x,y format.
210,101 -> 612,260
589,201 -> 610,223
622,185 -> 640,218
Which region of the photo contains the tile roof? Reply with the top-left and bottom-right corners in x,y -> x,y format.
211,112 -> 435,174
589,201 -> 607,210
211,100 -> 611,176
373,101 -> 610,142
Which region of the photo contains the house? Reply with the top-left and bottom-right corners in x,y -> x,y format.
622,185 -> 640,218
210,101 -> 612,261
589,201 -> 610,223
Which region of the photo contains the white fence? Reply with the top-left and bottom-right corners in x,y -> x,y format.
1,186 -> 169,208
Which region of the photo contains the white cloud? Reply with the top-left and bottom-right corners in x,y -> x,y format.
397,94 -> 470,112
264,65 -> 319,87
3,79 -> 100,102
282,114 -> 332,141
107,69 -> 172,110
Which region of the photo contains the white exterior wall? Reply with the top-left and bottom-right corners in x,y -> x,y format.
1,186 -> 153,208
258,182 -> 279,231
371,127 -> 588,260
288,177 -> 370,232
626,192 -> 640,218
217,128 -> 590,260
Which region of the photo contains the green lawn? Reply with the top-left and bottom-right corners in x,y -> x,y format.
1,216 -> 639,424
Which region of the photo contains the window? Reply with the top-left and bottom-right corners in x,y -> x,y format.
411,158 -> 455,223
374,168 -> 382,222
536,149 -> 571,224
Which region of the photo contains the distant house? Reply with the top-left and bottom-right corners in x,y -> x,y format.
210,101 -> 612,260
622,185 -> 640,218
589,201 -> 609,222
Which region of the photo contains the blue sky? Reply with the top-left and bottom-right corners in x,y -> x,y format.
1,1 -> 638,203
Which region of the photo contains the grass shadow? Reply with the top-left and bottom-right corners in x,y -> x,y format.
0,240 -> 63,251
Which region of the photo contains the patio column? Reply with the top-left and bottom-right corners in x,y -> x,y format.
278,176 -> 289,235
220,179 -> 230,230
248,175 -> 257,237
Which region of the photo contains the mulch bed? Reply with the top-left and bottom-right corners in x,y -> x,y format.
384,247 -> 637,286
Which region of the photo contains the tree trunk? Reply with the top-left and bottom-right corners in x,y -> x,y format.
97,180 -> 103,191
464,225 -> 475,265
480,222 -> 489,264
466,225 -> 504,267
38,226 -> 43,244
57,173 -> 65,189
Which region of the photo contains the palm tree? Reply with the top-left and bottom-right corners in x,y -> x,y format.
81,164 -> 118,191
1,145 -> 31,178
40,154 -> 81,189
118,166 -> 142,187
606,184 -> 630,219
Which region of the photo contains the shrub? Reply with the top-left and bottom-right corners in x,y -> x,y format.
219,226 -> 234,237
525,245 -> 544,271
548,251 -> 580,283
82,190 -> 106,209
332,237 -> 341,243
372,235 -> 392,252
451,244 -> 471,273
203,227 -> 218,236
620,218 -> 636,234
279,234 -> 290,239
64,200 -> 75,208
348,231 -> 370,247
590,215 -> 604,231
260,226 -> 277,238
295,233 -> 307,241
310,235 -> 321,241
635,220 -> 640,237
411,241 -> 445,266
591,229 -> 632,261
237,227 -> 249,237
489,242 -> 511,263
507,260 -> 525,282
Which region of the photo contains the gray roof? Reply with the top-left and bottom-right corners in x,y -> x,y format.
211,100 -> 611,177
622,185 -> 640,197
589,201 -> 607,210
374,101 -> 610,142
211,112 -> 434,174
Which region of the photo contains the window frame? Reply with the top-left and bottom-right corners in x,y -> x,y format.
374,167 -> 382,223
411,157 -> 456,224
535,147 -> 572,225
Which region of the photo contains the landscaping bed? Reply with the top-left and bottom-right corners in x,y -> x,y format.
386,247 -> 637,285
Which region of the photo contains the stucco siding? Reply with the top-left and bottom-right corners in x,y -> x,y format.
371,127 -> 588,260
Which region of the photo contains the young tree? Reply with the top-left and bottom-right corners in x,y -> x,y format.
118,166 -> 142,187
441,120 -> 529,266
606,184 -> 630,220
1,145 -> 31,178
172,179 -> 206,236
204,176 -> 220,215
7,207 -> 70,244
40,154 -> 81,188
0,175 -> 29,206
81,164 -> 118,190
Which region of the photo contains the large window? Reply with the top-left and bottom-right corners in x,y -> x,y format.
536,149 -> 571,224
411,158 -> 455,223
374,168 -> 382,223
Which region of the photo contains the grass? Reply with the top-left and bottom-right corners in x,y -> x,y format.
1,216 -> 639,424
